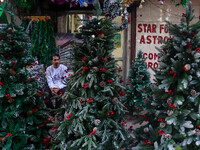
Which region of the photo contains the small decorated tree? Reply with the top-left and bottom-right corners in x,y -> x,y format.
124,51 -> 151,112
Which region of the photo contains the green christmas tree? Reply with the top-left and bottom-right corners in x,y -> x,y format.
124,51 -> 151,112
0,7 -> 51,150
53,6 -> 133,150
21,17 -> 56,66
133,1 -> 200,149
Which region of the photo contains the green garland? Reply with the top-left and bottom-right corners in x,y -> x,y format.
170,0 -> 189,7
22,17 -> 56,65
14,0 -> 36,11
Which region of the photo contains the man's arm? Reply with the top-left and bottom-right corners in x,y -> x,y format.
46,67 -> 54,88
46,68 -> 58,95
58,65 -> 69,89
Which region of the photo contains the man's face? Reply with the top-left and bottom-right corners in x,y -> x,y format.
52,56 -> 60,68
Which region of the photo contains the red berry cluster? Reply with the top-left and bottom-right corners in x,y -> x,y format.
108,56 -> 112,62
198,123 -> 200,128
87,98 -> 93,103
124,104 -> 128,108
83,67 -> 89,72
39,91 -> 45,95
169,104 -> 175,109
5,94 -> 12,99
44,99 -> 49,103
0,82 -> 3,86
119,92 -> 125,96
32,108 -> 38,113
163,48 -> 168,52
52,125 -> 58,131
60,92 -> 64,96
101,57 -> 106,61
29,62 -> 38,68
183,67 -> 188,72
118,67 -> 122,72
170,71 -> 176,77
67,114 -> 72,120
90,129 -> 97,136
157,119 -> 166,123
97,31 -> 103,35
195,48 -> 200,54
158,130 -> 166,136
143,140 -> 151,146
143,98 -> 147,101
142,115 -> 149,121
107,110 -> 114,116
61,76 -> 67,79
190,32 -> 195,37
122,120 -> 127,126
187,43 -> 192,48
44,118 -> 52,123
6,133 -> 12,138
100,68 -> 106,71
27,77 -> 33,82
82,83 -> 89,89
19,50 -> 24,53
167,90 -> 173,95
65,69 -> 69,73
107,80 -> 113,84
34,75 -> 40,79
12,61 -> 16,67
140,78 -> 143,80
81,57 -> 86,61
43,137 -> 50,143
128,17 -> 131,24
120,79 -> 124,83
87,16 -> 92,19
0,35 -> 5,40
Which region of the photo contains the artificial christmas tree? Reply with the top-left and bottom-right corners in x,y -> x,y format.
124,51 -> 151,112
53,3 -> 133,150
133,1 -> 200,149
0,6 -> 51,150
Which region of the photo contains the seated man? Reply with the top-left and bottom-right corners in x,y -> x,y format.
45,53 -> 68,109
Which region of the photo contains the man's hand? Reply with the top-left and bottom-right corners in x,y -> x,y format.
53,88 -> 60,94
50,88 -> 57,96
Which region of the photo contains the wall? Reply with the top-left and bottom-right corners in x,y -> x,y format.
136,0 -> 200,81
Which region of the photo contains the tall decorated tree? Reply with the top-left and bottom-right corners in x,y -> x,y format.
0,7 -> 50,150
133,1 -> 200,149
53,3 -> 133,150
124,51 -> 151,112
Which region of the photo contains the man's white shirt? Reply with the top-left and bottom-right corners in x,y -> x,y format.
46,64 -> 68,89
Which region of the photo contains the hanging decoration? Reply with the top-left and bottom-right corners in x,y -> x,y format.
14,0 -> 36,11
120,0 -> 134,7
158,0 -> 165,5
157,0 -> 189,7
171,0 -> 189,7
50,0 -> 95,7
103,0 -> 131,31
139,0 -> 145,8
51,0 -> 77,7
0,2 -> 7,23
0,2 -> 6,17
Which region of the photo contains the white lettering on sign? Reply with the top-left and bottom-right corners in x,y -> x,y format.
136,23 -> 171,80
